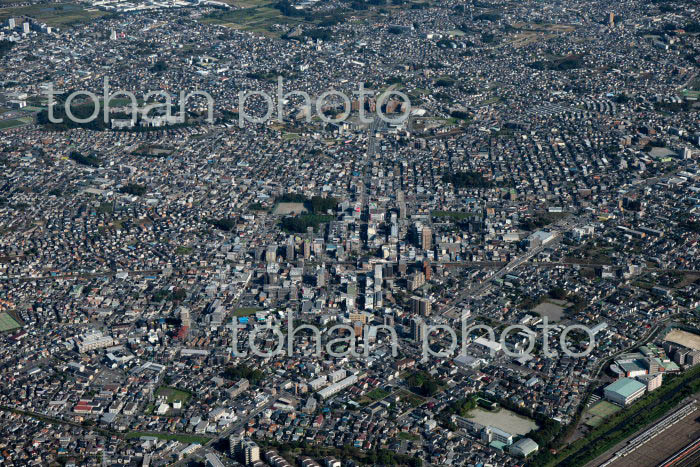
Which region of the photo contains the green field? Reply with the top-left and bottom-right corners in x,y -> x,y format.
0,311 -> 20,332
397,390 -> 425,408
431,210 -> 470,220
201,0 -> 427,36
0,3 -> 106,28
0,117 -> 31,130
366,388 -> 391,401
201,4 -> 302,35
234,307 -> 261,317
174,246 -> 193,255
397,432 -> 420,441
155,386 -> 192,405
125,431 -> 211,444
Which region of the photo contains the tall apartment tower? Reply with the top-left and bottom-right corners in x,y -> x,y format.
397,190 -> 406,219
411,317 -> 425,342
421,226 -> 432,251
412,296 -> 432,316
285,239 -> 295,261
265,245 -> 277,263
231,437 -> 260,466
8,18 -> 15,29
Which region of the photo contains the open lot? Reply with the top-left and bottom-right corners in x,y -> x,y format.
533,300 -> 570,322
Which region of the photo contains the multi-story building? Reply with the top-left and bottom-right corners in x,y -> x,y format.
411,296 -> 432,316
231,437 -> 260,466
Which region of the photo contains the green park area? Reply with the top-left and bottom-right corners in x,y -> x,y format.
234,307 -> 261,317
0,117 -> 32,130
200,0 -> 430,37
397,432 -> 420,441
366,388 -> 391,401
155,386 -> 192,405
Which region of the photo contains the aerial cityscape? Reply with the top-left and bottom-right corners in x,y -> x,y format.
0,0 -> 699,466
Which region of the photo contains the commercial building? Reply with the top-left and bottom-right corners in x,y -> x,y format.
528,230 -> 556,248
72,331 -> 115,353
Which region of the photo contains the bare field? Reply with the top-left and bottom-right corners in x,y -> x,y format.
273,202 -> 307,215
665,329 -> 700,351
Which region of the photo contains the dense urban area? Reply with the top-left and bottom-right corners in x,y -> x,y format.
0,0 -> 700,465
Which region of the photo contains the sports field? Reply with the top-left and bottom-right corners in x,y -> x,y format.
585,400 -> 622,427
664,329 -> 700,351
0,311 -> 21,332
589,400 -> 622,417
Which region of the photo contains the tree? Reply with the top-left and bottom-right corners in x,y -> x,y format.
0,40 -> 14,59
225,364 -> 265,385
119,183 -> 147,196
151,60 -> 168,73
69,151 -> 101,167
209,218 -> 236,231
